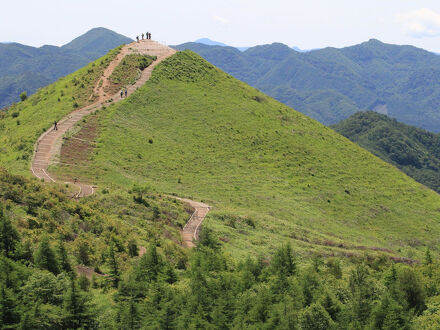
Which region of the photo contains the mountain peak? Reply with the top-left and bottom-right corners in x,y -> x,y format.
62,27 -> 132,53
194,38 -> 229,47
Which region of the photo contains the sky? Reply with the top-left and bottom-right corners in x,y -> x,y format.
3,0 -> 440,52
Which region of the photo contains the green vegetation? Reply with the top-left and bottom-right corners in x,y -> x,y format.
0,167 -> 190,328
0,27 -> 132,108
3,43 -> 440,328
19,91 -> 27,102
0,46 -> 122,174
0,167 -> 189,271
175,39 -> 440,131
332,111 -> 440,193
106,54 -> 156,95
3,188 -> 440,329
50,50 -> 440,261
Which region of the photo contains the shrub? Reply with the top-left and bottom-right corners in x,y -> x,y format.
19,92 -> 27,101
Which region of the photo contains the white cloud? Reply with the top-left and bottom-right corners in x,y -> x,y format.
213,15 -> 228,24
396,8 -> 440,38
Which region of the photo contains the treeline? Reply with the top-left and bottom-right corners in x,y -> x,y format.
3,212 -> 440,328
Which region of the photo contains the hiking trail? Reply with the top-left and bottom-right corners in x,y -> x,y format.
30,40 -> 209,247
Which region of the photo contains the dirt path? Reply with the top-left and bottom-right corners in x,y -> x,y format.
31,40 -> 176,197
31,40 -> 210,246
174,197 -> 211,247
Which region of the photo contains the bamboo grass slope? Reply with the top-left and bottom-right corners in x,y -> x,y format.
30,40 -> 176,197
58,50 -> 440,260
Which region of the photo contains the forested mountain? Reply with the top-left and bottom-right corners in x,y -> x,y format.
174,39 -> 440,132
0,27 -> 131,108
332,111 -> 440,193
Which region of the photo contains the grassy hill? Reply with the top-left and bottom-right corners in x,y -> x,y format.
3,46 -> 440,329
41,50 -> 440,261
0,45 -> 125,175
174,39 -> 440,132
332,111 -> 440,193
0,28 -> 132,109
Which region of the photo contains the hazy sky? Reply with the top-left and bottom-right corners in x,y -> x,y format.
3,0 -> 440,52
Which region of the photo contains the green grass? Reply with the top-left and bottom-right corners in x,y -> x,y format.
106,54 -> 156,95
0,46 -> 122,174
51,50 -> 440,260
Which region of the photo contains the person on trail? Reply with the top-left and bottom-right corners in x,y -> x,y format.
149,32 -> 152,40
120,90 -> 123,98
125,89 -> 128,97
136,36 -> 139,42
53,121 -> 58,131
146,32 -> 150,40
141,33 -> 144,40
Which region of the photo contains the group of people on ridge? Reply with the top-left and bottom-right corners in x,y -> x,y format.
136,32 -> 152,42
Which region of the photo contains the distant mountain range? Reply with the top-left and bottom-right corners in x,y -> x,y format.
332,111 -> 440,193
175,39 -> 440,132
193,38 -> 315,53
0,27 -> 132,108
4,31 -> 440,132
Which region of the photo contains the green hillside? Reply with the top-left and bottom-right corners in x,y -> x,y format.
175,40 -> 440,132
332,111 -> 440,193
0,46 -> 126,176
48,50 -> 440,260
0,28 -> 132,109
3,167 -> 440,329
3,46 -> 440,329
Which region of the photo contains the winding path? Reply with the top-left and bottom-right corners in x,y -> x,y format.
30,40 -> 210,247
31,40 -> 175,196
175,197 -> 211,247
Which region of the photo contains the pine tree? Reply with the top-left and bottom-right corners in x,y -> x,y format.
0,208 -> 19,258
134,244 -> 162,282
78,274 -> 90,292
63,276 -> 94,328
397,267 -> 426,314
0,284 -> 19,326
119,299 -> 139,330
271,243 -> 296,277
108,243 -> 120,288
34,236 -> 59,274
127,239 -> 138,257
299,303 -> 334,330
56,240 -> 72,273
